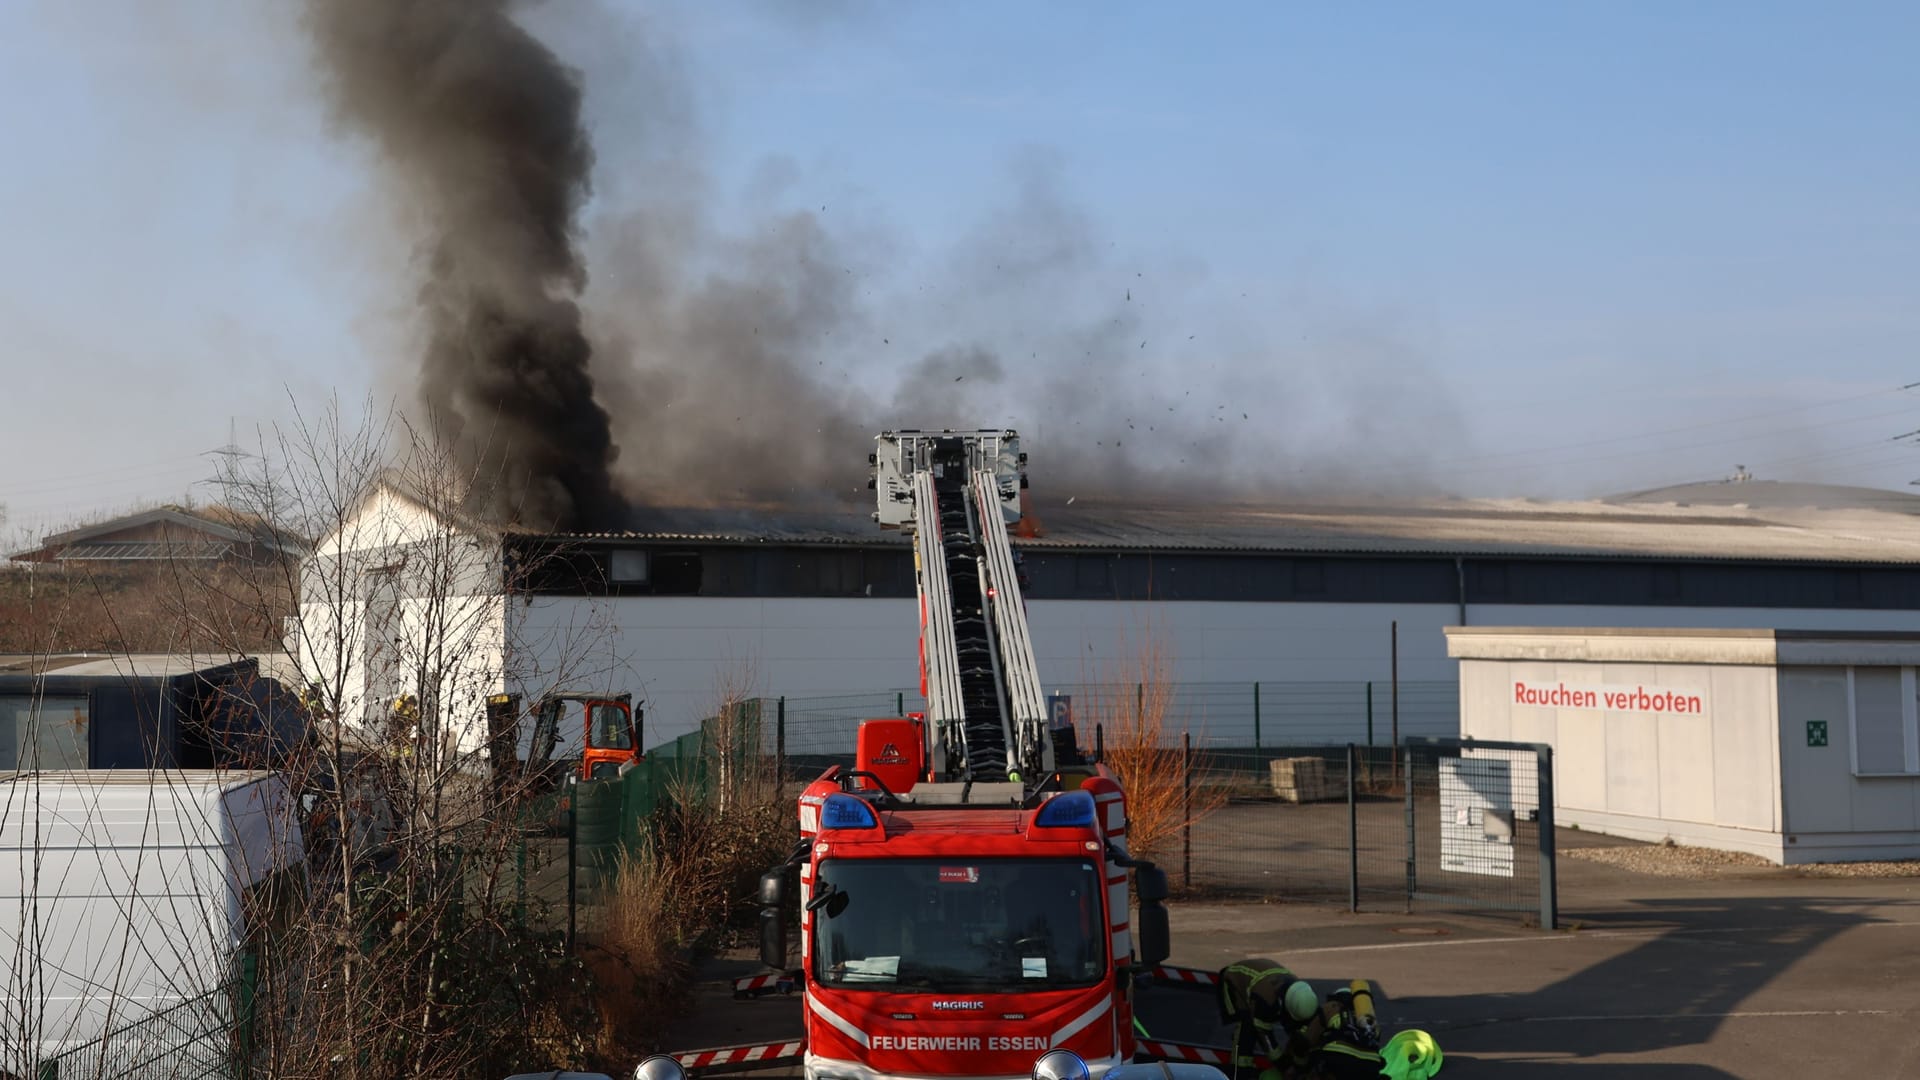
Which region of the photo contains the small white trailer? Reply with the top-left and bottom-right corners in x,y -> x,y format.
0,769 -> 305,1072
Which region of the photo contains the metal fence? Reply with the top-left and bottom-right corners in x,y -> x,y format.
742,680 -> 1460,779
33,984 -> 241,1080
603,691 -> 1562,927
1404,737 -> 1557,927
1182,744 -> 1410,909
1176,739 -> 1557,927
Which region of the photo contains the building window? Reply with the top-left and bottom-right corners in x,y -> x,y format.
0,693 -> 90,770
609,549 -> 648,584
652,552 -> 703,595
1848,667 -> 1920,777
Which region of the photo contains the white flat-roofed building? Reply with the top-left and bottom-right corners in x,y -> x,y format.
298,476 -> 1920,751
1448,625 -> 1920,864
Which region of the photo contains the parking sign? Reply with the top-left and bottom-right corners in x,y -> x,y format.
1047,694 -> 1073,731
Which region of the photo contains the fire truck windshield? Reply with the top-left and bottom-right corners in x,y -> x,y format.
813,858 -> 1106,992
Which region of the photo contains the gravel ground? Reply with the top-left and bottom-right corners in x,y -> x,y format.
1562,841 -> 1774,877
1791,858 -> 1920,878
1561,839 -> 1920,878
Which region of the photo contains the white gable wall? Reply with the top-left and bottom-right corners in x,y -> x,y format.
296,484 -> 509,757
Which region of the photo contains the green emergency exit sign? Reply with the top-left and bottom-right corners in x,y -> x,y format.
1807,720 -> 1829,747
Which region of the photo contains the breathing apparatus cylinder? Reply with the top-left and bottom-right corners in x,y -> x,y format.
1347,978 -> 1379,1043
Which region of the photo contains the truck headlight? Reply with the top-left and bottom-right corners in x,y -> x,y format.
1033,1050 -> 1090,1080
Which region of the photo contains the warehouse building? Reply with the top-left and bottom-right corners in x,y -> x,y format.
296,474 -> 1920,752
1447,626 -> 1920,864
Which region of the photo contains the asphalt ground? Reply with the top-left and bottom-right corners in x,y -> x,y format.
666,839 -> 1920,1078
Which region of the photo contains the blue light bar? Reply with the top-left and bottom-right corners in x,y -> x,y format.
821,793 -> 880,830
1034,790 -> 1096,829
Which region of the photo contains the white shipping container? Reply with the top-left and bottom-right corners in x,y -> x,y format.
0,770 -> 305,1062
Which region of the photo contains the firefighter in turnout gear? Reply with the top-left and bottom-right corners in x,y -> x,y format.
1216,959 -> 1316,1080
386,694 -> 421,759
1218,960 -> 1395,1080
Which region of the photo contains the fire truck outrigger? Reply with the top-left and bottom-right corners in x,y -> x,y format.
748,431 -> 1172,1080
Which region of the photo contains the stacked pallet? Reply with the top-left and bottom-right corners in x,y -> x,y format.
1269,757 -> 1335,803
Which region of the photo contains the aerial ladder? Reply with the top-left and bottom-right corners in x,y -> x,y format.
871,429 -> 1052,782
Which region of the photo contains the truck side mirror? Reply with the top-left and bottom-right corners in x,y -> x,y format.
1133,864 -> 1170,967
760,907 -> 788,970
1134,865 -> 1169,905
759,868 -> 788,970
1136,901 -> 1170,968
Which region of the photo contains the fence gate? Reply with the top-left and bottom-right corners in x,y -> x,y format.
1401,737 -> 1557,929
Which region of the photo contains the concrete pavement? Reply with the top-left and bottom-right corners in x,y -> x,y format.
668,849 -> 1920,1077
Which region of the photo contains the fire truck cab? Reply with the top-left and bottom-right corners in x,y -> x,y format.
762,767 -> 1170,1080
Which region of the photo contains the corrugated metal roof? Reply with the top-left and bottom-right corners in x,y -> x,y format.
0,769 -> 273,788
536,495 -> 1920,565
57,540 -> 236,561
0,653 -> 254,679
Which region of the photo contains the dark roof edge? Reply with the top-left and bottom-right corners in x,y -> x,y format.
1446,626 -> 1920,643
512,532 -> 1920,567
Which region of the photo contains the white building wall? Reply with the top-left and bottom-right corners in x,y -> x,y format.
1457,656 -> 1784,860
298,489 -> 1920,765
292,597 -> 364,725
514,597 -> 1471,746
1777,666 -> 1920,861
402,592 -> 508,756
513,596 -> 1917,748
296,484 -> 509,757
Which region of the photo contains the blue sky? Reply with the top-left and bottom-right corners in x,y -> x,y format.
2,1 -> 1917,537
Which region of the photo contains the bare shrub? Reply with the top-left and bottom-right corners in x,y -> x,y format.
231,407 -> 617,1078
1075,634 -> 1228,864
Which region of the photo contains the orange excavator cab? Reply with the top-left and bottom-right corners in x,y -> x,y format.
528,692 -> 642,783
579,695 -> 640,781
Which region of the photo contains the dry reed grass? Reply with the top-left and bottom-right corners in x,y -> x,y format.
590,686 -> 797,1061
1074,636 -> 1228,863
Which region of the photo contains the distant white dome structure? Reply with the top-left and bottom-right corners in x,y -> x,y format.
1607,478 -> 1920,514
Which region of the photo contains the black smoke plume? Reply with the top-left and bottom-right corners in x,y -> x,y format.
302,0 -> 623,530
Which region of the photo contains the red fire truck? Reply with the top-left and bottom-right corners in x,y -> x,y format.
743,432 -> 1172,1080
759,761 -> 1169,1080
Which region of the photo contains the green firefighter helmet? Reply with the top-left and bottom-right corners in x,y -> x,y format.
1283,979 -> 1319,1023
